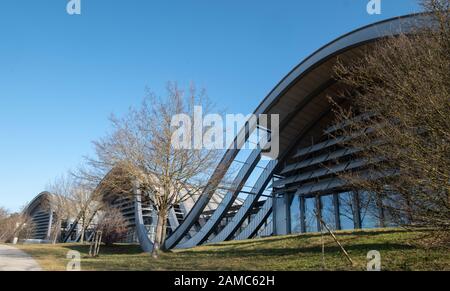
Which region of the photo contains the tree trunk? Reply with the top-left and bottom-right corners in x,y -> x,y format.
160,219 -> 168,251
152,210 -> 167,259
52,220 -> 62,244
80,223 -> 85,244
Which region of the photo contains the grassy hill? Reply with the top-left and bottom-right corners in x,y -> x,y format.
13,228 -> 449,271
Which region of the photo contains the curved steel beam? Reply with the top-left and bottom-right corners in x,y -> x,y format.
232,106 -> 335,240
210,159 -> 277,243
133,184 -> 154,252
164,148 -> 241,249
176,149 -> 262,248
235,198 -> 273,240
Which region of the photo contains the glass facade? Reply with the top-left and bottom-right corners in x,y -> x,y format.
321,195 -> 337,230
359,191 -> 380,229
288,191 -> 388,234
339,192 -> 356,230
305,198 -> 317,232
290,195 -> 301,234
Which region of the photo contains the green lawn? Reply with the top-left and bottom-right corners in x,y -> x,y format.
12,228 -> 450,271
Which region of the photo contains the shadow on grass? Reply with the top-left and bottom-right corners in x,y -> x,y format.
203,229 -> 408,249
66,244 -> 144,256
176,243 -> 417,260
200,229 -> 406,253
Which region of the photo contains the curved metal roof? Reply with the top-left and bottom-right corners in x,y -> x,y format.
24,191 -> 54,216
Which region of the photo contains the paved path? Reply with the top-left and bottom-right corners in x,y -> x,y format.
0,245 -> 42,271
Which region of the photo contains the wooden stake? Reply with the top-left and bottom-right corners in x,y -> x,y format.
314,210 -> 353,266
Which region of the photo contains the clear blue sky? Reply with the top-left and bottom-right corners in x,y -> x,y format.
0,0 -> 420,212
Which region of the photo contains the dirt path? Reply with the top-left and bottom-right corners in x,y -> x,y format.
0,245 -> 42,271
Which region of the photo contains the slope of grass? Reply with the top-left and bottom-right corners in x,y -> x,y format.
12,228 -> 450,271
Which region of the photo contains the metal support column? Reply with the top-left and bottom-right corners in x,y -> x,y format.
286,194 -> 293,235
315,195 -> 322,232
273,193 -> 291,236
272,191 -> 277,235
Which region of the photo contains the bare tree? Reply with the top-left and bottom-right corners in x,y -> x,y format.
0,207 -> 13,243
12,212 -> 35,242
329,0 -> 449,244
96,206 -> 128,246
70,183 -> 103,243
83,83 -> 224,258
46,175 -> 77,244
0,207 -> 8,218
0,207 -> 34,243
